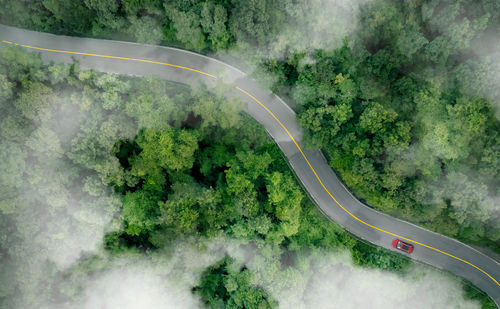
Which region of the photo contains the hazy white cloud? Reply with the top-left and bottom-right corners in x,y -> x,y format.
68,241 -> 226,309
82,265 -> 203,309
268,0 -> 371,59
256,250 -> 480,309
16,117 -> 122,269
463,50 -> 500,120
217,0 -> 372,91
21,236 -> 478,309
72,239 -> 480,309
0,88 -> 128,308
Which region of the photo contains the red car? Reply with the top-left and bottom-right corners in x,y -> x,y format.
392,239 -> 414,253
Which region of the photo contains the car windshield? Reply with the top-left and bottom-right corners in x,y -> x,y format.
402,244 -> 409,250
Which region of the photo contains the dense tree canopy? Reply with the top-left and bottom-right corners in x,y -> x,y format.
193,257 -> 277,308
0,45 -> 432,308
257,0 -> 500,251
1,0 -> 499,307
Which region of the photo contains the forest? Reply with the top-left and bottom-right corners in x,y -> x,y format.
0,0 -> 498,252
272,0 -> 500,250
0,0 -> 499,308
0,40 -> 494,308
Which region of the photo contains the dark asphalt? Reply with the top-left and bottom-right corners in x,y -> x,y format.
1,24 -> 498,306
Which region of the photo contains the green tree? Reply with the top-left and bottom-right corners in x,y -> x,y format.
193,257 -> 276,309
266,172 -> 303,238
84,0 -> 124,35
229,0 -> 283,47
132,128 -> 199,176
159,182 -> 226,236
14,81 -> 53,121
0,74 -> 14,104
396,26 -> 428,59
165,4 -> 206,51
122,191 -> 159,235
201,1 -> 231,50
127,16 -> 163,44
41,0 -> 93,34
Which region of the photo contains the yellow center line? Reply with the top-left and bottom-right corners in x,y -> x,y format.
3,39 -> 499,287
235,87 -> 500,287
2,40 -> 217,79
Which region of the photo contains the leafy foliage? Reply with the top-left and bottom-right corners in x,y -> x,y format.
258,0 -> 500,253
193,257 -> 277,309
0,45 -> 420,308
1,0 -> 499,307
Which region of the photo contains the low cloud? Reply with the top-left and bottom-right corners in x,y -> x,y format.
267,0 -> 371,59
1,70 -> 485,309
217,0 -> 372,90
67,239 -> 481,309
260,251 -> 480,309
10,97 -> 122,269
82,264 -> 204,309
0,88 -> 126,307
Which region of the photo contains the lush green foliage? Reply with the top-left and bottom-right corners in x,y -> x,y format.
463,280 -> 499,309
0,0 -> 235,50
1,0 -> 499,307
193,257 -> 277,308
0,0 -> 363,57
2,0 -> 498,252
0,45 -> 417,308
259,0 -> 500,252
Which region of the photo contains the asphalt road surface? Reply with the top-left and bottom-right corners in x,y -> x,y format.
1,24 -> 499,306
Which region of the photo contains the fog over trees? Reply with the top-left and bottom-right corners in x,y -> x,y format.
0,42 -> 494,308
2,0 -> 497,250
1,0 -> 499,308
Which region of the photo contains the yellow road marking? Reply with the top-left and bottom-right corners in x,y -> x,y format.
235,87 -> 500,287
1,40 -> 216,78
2,39 -> 498,287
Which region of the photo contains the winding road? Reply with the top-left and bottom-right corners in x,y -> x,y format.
1,24 -> 499,306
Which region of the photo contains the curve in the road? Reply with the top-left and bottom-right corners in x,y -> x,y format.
1,25 -> 499,306
236,87 -> 500,287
